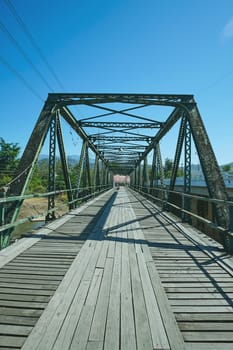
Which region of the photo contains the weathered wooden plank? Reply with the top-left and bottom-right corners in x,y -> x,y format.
21,192 -> 114,350
128,242 -> 153,350
0,335 -> 26,347
167,292 -> 233,299
120,227 -> 136,350
0,315 -> 37,326
0,270 -> 65,277
104,231 -> 121,350
69,268 -> 103,350
0,300 -> 46,309
0,324 -> 32,336
173,306 -> 233,313
86,341 -> 103,350
0,277 -> 61,284
0,191 -> 112,270
176,313 -> 233,321
0,307 -> 42,317
137,249 -> 170,350
0,282 -> 57,290
21,242 -> 95,350
4,265 -> 68,271
183,331 -> 233,341
179,322 -> 233,331
185,343 -> 233,350
128,189 -> 233,350
159,276 -> 233,282
96,239 -> 109,268
166,287 -> 233,293
0,293 -> 50,302
147,261 -> 185,350
163,282 -> 233,288
170,299 -> 232,306
52,280 -> 90,349
89,258 -> 113,342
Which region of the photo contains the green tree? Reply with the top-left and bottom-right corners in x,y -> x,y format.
222,164 -> 231,173
0,138 -> 20,185
164,158 -> 173,178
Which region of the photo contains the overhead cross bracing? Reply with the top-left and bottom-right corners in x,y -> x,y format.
2,93 -> 231,251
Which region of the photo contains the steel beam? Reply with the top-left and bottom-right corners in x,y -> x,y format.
46,113 -> 57,221
80,121 -> 163,128
170,116 -> 186,190
56,115 -> 74,209
3,101 -> 54,248
90,136 -> 151,142
186,104 -> 229,231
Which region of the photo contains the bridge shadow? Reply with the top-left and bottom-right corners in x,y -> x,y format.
22,191 -> 118,242
22,189 -> 233,309
126,191 -> 233,309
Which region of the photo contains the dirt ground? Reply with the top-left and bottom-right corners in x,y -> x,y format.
19,197 -> 69,220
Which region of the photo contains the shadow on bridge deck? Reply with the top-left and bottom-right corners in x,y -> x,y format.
0,187 -> 233,350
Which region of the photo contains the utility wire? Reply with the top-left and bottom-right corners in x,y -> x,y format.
0,20 -> 54,91
0,56 -> 43,101
3,0 -> 66,91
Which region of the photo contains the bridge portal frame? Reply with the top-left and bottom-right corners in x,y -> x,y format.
0,93 -> 230,250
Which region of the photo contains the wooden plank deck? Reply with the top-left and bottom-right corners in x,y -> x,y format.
0,187 -> 233,349
129,189 -> 233,350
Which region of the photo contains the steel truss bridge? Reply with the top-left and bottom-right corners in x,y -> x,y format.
0,93 -> 233,349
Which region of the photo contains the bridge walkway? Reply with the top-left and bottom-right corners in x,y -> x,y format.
0,188 -> 233,349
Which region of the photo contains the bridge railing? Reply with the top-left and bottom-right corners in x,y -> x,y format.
0,184 -> 111,249
130,185 -> 233,253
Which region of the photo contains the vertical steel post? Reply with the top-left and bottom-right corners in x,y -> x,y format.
75,140 -> 87,205
85,146 -> 91,195
46,113 -> 57,221
187,104 -> 229,235
182,116 -> 192,222
138,162 -> 141,190
93,154 -> 100,192
143,156 -> 149,193
184,117 -> 191,194
156,143 -> 165,188
170,116 -> 186,191
134,167 -> 138,189
56,113 -> 74,210
150,147 -> 156,193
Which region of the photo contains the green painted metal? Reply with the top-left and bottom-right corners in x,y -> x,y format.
183,116 -> 192,222
143,156 -> 149,192
2,101 -> 54,248
169,116 -> 186,191
56,113 -> 74,209
75,140 -> 87,203
184,117 -> 191,194
46,113 -> 57,221
156,143 -> 165,189
1,93 -> 230,252
186,104 -> 229,237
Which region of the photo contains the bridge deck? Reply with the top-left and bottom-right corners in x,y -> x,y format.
0,188 -> 233,349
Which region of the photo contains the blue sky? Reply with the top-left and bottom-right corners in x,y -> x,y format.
0,0 -> 233,165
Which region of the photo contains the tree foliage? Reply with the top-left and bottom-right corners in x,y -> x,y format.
0,138 -> 20,186
164,158 -> 173,178
222,164 -> 231,173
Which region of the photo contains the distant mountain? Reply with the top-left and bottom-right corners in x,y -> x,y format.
38,154 -> 49,161
67,155 -> 80,165
38,154 -> 95,166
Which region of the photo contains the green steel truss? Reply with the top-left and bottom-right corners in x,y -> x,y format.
1,93 -> 230,249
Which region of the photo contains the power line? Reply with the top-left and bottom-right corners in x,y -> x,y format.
3,0 -> 66,91
0,56 -> 43,101
0,20 -> 54,91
